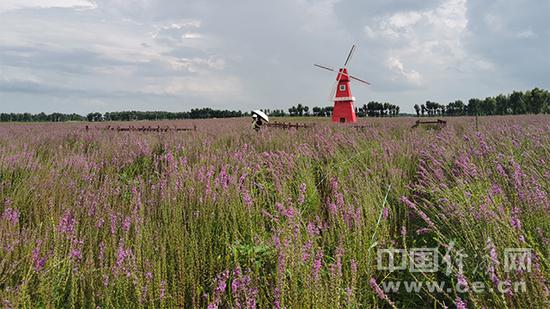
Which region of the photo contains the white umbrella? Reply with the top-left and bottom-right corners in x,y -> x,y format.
252,110 -> 269,122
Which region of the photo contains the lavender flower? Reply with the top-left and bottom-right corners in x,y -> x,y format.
312,251 -> 323,282
329,244 -> 344,278
327,202 -> 337,216
382,207 -> 389,220
116,244 -> 130,269
455,296 -> 467,309
306,221 -> 320,237
208,271 -> 229,309
70,238 -> 84,271
495,163 -> 507,177
351,259 -> 357,275
457,271 -> 468,288
70,248 -> 83,262
298,182 -> 306,204
273,287 -> 281,309
2,207 -> 19,225
231,267 -> 258,309
302,241 -> 312,262
486,237 -> 500,287
160,280 -> 166,299
401,196 -> 435,230
242,191 -> 253,208
401,225 -> 407,237
491,183 -> 503,196
369,278 -> 395,307
416,227 -> 432,235
510,207 -> 522,230
57,210 -> 75,234
122,216 -> 132,232
32,241 -> 47,272
98,241 -> 105,263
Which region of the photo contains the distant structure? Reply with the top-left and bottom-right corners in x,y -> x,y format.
314,45 -> 371,123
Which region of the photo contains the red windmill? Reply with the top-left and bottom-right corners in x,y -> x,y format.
314,45 -> 370,123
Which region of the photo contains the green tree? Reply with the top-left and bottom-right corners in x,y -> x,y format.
495,94 -> 510,115
525,88 -> 548,114
467,98 -> 482,116
446,100 -> 465,116
481,97 -> 496,115
297,104 -> 304,116
288,106 -> 297,116
509,91 -> 526,115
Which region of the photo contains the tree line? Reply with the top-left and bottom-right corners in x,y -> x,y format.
1,88 -> 547,122
0,108 -> 246,122
359,102 -> 400,117
265,105 -> 334,117
276,101 -> 400,117
103,109 -> 244,121
0,113 -> 86,122
413,88 -> 550,117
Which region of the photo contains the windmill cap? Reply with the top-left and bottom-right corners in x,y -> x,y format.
337,68 -> 350,81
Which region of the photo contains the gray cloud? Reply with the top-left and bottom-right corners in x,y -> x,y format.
0,0 -> 548,114
464,0 -> 550,88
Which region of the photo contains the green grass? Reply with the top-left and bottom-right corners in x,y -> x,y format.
0,115 -> 548,308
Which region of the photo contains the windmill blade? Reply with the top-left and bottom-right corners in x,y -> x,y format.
329,67 -> 349,102
314,64 -> 335,72
328,79 -> 338,102
349,75 -> 371,85
344,44 -> 356,67
325,68 -> 371,86
315,63 -> 339,101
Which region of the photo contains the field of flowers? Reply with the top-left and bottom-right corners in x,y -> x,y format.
0,116 -> 548,308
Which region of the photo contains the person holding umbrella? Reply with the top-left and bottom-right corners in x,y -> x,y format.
251,110 -> 269,131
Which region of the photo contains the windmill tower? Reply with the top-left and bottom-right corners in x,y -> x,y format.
314,45 -> 370,123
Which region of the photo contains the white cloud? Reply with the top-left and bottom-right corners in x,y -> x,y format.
168,57 -> 226,72
516,29 -> 536,39
0,0 -> 96,12
388,11 -> 423,28
364,25 -> 399,40
364,0 -> 470,86
152,20 -> 202,38
182,33 -> 202,39
142,75 -> 243,100
386,56 -> 422,85
0,5 -> 235,105
0,69 -> 41,84
298,0 -> 346,36
167,21 -> 201,29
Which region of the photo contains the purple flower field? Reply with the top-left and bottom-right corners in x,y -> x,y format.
0,116 -> 548,308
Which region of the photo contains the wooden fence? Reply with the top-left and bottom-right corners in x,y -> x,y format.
265,122 -> 315,129
411,119 -> 447,129
85,125 -> 197,132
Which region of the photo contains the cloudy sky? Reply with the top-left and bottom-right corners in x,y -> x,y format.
0,0 -> 548,114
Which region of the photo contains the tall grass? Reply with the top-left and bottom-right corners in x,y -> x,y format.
0,116 -> 548,308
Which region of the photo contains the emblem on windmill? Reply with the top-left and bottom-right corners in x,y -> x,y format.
314,45 -> 371,123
